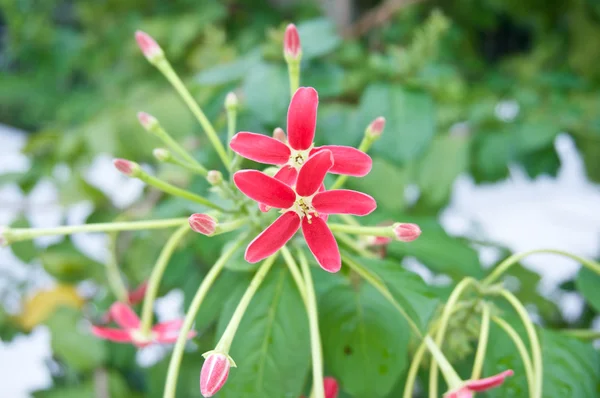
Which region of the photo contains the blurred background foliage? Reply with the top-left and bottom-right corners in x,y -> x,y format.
1,0 -> 600,397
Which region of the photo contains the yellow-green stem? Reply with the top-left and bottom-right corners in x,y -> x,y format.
328,223 -> 394,238
288,61 -> 300,94
471,303 -> 490,380
163,235 -> 247,398
492,316 -> 535,398
281,246 -> 308,304
106,224 -> 130,303
227,109 -> 236,161
334,232 -> 377,259
140,224 -> 190,335
156,59 -> 230,168
151,124 -> 207,173
559,328 -> 600,340
161,152 -> 208,176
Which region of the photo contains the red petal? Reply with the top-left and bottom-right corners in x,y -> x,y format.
230,132 -> 291,165
445,388 -> 473,398
127,281 -> 148,305
312,190 -> 377,216
109,302 -> 140,330
466,370 -> 514,392
324,377 -> 340,398
245,212 -> 301,263
91,326 -> 133,343
296,150 -> 333,197
287,87 -> 318,150
274,165 -> 298,186
311,146 -> 372,176
233,170 -> 296,209
301,216 -> 341,272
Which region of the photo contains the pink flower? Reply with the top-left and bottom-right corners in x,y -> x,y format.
229,87 -> 372,185
91,302 -> 195,348
200,352 -> 231,397
300,377 -> 339,398
233,150 -> 376,272
393,223 -> 421,242
284,23 -> 301,59
445,370 -> 514,398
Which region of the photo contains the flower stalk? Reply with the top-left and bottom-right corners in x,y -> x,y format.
152,148 -> 208,176
471,303 -> 491,380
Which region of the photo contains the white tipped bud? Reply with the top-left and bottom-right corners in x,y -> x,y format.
207,170 -> 223,186
225,92 -> 238,111
137,112 -> 159,132
273,127 -> 286,143
153,148 -> 170,162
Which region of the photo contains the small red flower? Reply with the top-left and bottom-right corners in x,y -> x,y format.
284,23 -> 301,59
92,302 -> 195,348
230,87 -> 372,184
233,150 -> 376,272
300,377 -> 339,398
445,370 -> 514,398
200,352 -> 231,397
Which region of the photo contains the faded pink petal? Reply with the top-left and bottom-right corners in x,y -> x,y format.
301,216 -> 341,272
109,302 -> 140,330
189,213 -> 217,235
445,388 -> 473,398
230,132 -> 291,165
311,145 -> 372,177
466,370 -> 514,392
273,165 -> 298,186
324,377 -> 340,398
312,190 -> 377,216
296,150 -> 333,197
258,203 -> 271,213
153,319 -> 196,343
200,353 -> 231,397
284,24 -> 301,58
91,326 -> 133,343
246,212 -> 301,263
128,281 -> 148,305
273,127 -> 287,142
234,170 -> 296,209
287,87 -> 318,151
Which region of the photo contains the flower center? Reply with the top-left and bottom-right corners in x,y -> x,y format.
130,329 -> 154,346
290,196 -> 318,222
288,146 -> 313,170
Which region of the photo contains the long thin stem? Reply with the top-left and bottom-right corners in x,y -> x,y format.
483,249 -> 600,286
559,328 -> 600,340
4,218 -> 188,243
492,316 -> 535,397
429,278 -> 476,397
162,152 -> 208,176
297,249 -> 325,398
287,61 -> 300,94
140,224 -> 190,335
471,303 -> 490,380
152,125 -> 207,173
226,105 -> 236,161
105,221 -> 130,303
215,254 -> 278,352
328,223 -> 394,238
280,246 -> 308,304
496,289 -> 543,398
163,235 -> 247,398
156,60 -> 230,168
424,336 -> 463,389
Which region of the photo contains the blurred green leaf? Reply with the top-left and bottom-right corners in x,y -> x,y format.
9,217 -> 39,263
196,51 -> 262,86
297,18 -> 341,60
576,266 -> 600,312
243,63 -> 289,125
41,239 -> 104,283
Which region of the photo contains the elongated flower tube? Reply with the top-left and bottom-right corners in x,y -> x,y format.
445,370 -> 514,398
91,302 -> 195,348
230,87 -> 372,182
233,150 -> 376,272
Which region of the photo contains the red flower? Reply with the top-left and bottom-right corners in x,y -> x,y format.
300,377 -> 339,398
91,302 -> 195,348
233,150 -> 376,272
445,370 -> 514,398
229,87 -> 372,185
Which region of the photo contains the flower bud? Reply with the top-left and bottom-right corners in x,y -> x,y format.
189,214 -> 217,236
393,223 -> 421,242
324,377 -> 340,398
153,148 -> 170,162
225,92 -> 238,111
200,353 -> 231,397
137,112 -> 159,131
366,117 -> 385,139
113,159 -> 140,177
135,30 -> 164,64
284,24 -> 301,60
206,170 -> 223,186
273,127 -> 286,143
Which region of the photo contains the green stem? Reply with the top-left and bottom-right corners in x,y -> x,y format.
402,339 -> 428,398
471,303 -> 490,380
140,224 -> 190,335
338,214 -> 361,226
136,171 -> 229,213
330,135 -> 374,190
211,217 -> 249,236
106,225 -> 130,303
156,59 -> 230,168
424,336 -> 463,389
334,232 -> 377,259
227,108 -> 236,161
288,61 -> 300,94
297,249 -> 325,398
559,328 -> 600,340
492,316 -> 535,398
151,125 -> 207,173
4,218 -> 188,243
496,289 -> 542,398
328,223 -> 394,238
163,235 -> 247,398
280,246 -> 308,304
341,253 -> 422,338
162,152 -> 208,177
483,249 -> 600,286
214,254 -> 278,352
429,278 -> 476,396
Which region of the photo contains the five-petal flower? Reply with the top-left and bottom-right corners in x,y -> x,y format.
233,150 -> 376,272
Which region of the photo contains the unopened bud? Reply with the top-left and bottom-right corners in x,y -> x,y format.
273,127 -> 286,143
206,170 -> 223,186
137,112 -> 159,131
324,377 -> 340,398
189,214 -> 217,236
366,117 -> 385,139
393,223 -> 421,242
225,92 -> 238,111
113,159 -> 140,177
200,352 -> 231,397
135,30 -> 164,64
153,148 -> 171,162
284,24 -> 301,61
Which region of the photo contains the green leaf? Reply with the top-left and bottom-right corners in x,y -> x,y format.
356,84 -> 436,166
297,18 -> 341,60
33,371 -> 138,398
242,63 -> 289,126
471,131 -> 513,183
9,217 -> 39,263
319,272 -> 410,398
41,239 -> 104,283
217,265 -> 310,398
196,51 -> 262,85
576,266 -> 600,312
303,63 -> 345,98
348,158 -> 409,212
